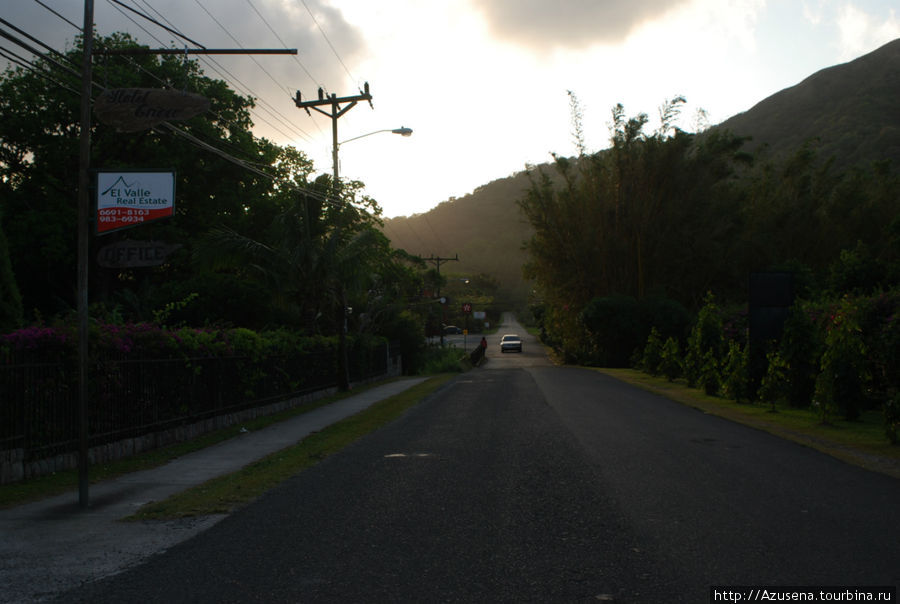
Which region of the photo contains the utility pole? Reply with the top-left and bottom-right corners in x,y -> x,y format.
76,0 -> 94,510
425,254 -> 459,346
294,84 -> 373,390
294,83 -> 373,186
72,1 -> 296,507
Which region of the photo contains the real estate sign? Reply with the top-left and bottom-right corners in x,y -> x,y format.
96,171 -> 175,235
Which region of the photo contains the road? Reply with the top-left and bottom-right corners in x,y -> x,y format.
63,315 -> 899,602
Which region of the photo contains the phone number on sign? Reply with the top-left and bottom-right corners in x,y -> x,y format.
98,208 -> 151,216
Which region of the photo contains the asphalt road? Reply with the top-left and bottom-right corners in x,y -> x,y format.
61,317 -> 899,603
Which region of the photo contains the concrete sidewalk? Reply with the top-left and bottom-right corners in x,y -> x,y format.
0,377 -> 429,603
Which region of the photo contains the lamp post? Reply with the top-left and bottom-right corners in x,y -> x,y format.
334,127 -> 413,181
331,126 -> 412,389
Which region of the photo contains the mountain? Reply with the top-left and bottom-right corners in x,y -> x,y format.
382,38 -> 900,306
714,37 -> 900,168
382,170 -> 538,305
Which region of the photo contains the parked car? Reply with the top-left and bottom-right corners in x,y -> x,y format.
499,334 -> 522,353
443,325 -> 463,335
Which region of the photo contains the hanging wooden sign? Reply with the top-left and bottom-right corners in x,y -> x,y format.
97,240 -> 182,268
94,88 -> 209,131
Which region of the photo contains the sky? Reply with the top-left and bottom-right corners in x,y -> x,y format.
4,0 -> 900,218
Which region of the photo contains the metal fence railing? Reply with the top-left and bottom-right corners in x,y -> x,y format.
1,341 -> 391,477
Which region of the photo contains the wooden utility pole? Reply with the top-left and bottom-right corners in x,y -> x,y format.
294,83 -> 373,185
76,0 -> 94,510
425,254 -> 459,346
294,84 -> 374,391
73,1 -> 295,506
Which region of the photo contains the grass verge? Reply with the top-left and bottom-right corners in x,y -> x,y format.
0,378 -> 407,510
127,374 -> 455,520
596,368 -> 900,480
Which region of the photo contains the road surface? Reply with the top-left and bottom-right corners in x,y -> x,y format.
62,315 -> 899,602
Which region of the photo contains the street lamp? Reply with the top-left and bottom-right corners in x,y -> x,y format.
334,127 -> 413,180
330,126 -> 411,389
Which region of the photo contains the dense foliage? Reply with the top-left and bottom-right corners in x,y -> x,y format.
521,98 -> 899,367
519,95 -> 898,439
0,33 -> 461,376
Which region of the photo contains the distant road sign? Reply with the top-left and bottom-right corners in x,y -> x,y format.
462,302 -> 473,314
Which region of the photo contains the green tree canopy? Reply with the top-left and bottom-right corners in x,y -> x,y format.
0,33 -> 298,322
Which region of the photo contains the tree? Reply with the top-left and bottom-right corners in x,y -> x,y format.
519,100 -> 748,357
0,210 -> 23,332
0,33 -> 285,322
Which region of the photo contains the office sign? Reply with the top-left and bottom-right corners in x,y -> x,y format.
96,171 -> 175,234
97,240 -> 182,268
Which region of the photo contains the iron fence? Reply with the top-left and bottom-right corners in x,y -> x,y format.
1,341 -> 390,467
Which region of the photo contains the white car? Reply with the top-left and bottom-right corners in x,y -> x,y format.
499,334 -> 522,353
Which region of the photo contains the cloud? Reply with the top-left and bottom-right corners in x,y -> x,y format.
835,3 -> 900,60
469,0 -> 691,51
802,0 -> 827,25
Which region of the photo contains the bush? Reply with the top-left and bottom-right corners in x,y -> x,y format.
684,292 -> 724,387
814,297 -> 870,421
580,295 -> 643,367
640,296 -> 691,342
758,349 -> 789,410
641,327 -> 664,375
698,349 -> 721,396
382,310 -> 426,375
780,302 -> 821,407
660,336 -> 682,382
419,344 -> 467,374
885,393 -> 900,445
721,340 -> 749,402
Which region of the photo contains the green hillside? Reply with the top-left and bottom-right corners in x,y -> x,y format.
382,38 -> 900,309
382,170 -> 537,305
715,37 -> 900,168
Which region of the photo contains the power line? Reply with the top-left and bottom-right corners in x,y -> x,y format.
109,0 -> 205,48
298,0 -> 356,84
0,44 -> 81,95
0,16 -> 80,72
94,0 -> 315,144
138,0 -> 316,143
194,0 -> 288,95
32,0 -> 80,30
97,1 -> 308,144
244,0 -> 322,91
6,7 -> 352,210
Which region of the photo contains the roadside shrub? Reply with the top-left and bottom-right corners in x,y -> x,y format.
697,349 -> 721,396
383,310 -> 426,375
779,302 -> 822,407
640,296 -> 691,342
758,349 -> 790,410
814,297 -> 870,421
721,340 -> 750,402
659,336 -> 682,382
580,295 -> 643,367
641,327 -> 664,375
684,292 -> 724,387
884,392 -> 900,445
885,393 -> 900,445
859,290 -> 900,400
419,344 -> 466,374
